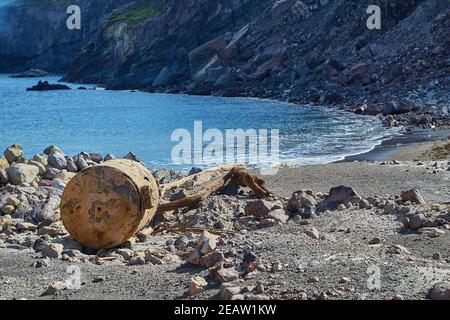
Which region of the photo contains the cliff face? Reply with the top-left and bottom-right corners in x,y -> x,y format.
62,0 -> 273,88
62,0 -> 449,104
1,0 -> 449,108
0,0 -> 133,72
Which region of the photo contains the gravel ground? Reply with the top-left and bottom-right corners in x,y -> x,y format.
1,154 -> 449,300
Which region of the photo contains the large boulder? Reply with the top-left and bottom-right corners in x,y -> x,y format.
287,190 -> 317,218
217,24 -> 250,62
48,151 -> 67,170
5,164 -> 39,185
317,186 -> 362,213
152,66 -> 181,87
33,195 -> 61,222
4,144 -> 23,164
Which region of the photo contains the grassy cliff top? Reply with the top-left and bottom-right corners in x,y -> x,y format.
108,2 -> 167,27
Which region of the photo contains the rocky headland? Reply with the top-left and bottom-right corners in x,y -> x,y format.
0,0 -> 449,128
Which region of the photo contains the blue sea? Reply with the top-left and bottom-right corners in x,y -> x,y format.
0,74 -> 396,170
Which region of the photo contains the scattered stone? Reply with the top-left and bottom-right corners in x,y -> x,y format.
304,227 -> 320,239
267,209 -> 289,223
42,280 -> 69,296
307,276 -> 319,284
37,224 -> 67,237
187,276 -> 208,296
198,231 -> 219,255
244,199 -> 273,217
41,243 -> 64,259
200,251 -> 225,268
116,249 -> 134,260
33,195 -> 61,222
1,204 -> 15,215
0,157 -> 9,170
128,255 -> 146,266
418,227 -> 445,238
408,214 -> 427,230
386,244 -> 410,255
216,267 -> 240,283
369,237 -> 381,245
429,282 -> 450,300
220,283 -> 242,300
4,144 -> 23,164
401,188 -> 425,205
0,169 -> 8,184
340,277 -> 351,284
242,252 -> 260,273
92,276 -> 105,283
317,186 -> 361,212
5,164 -> 39,185
432,252 -> 442,260
48,152 -> 67,170
31,258 -> 52,268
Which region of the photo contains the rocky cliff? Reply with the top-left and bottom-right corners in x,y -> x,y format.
0,0 -> 134,72
1,0 -> 449,116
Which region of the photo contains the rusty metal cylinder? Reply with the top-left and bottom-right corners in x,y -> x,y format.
60,159 -> 159,249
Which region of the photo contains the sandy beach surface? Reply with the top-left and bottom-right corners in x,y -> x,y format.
0,129 -> 449,301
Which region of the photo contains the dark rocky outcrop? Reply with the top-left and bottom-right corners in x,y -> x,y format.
26,81 -> 71,91
11,69 -> 48,78
0,0 -> 134,73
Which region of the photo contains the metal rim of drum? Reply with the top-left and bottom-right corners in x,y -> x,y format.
60,159 -> 159,249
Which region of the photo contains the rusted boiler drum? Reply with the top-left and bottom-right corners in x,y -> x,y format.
60,159 -> 159,249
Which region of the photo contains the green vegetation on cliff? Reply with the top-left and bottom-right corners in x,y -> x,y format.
108,3 -> 168,27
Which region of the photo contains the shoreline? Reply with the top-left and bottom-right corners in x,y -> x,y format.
342,126 -> 450,163
3,73 -> 449,168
